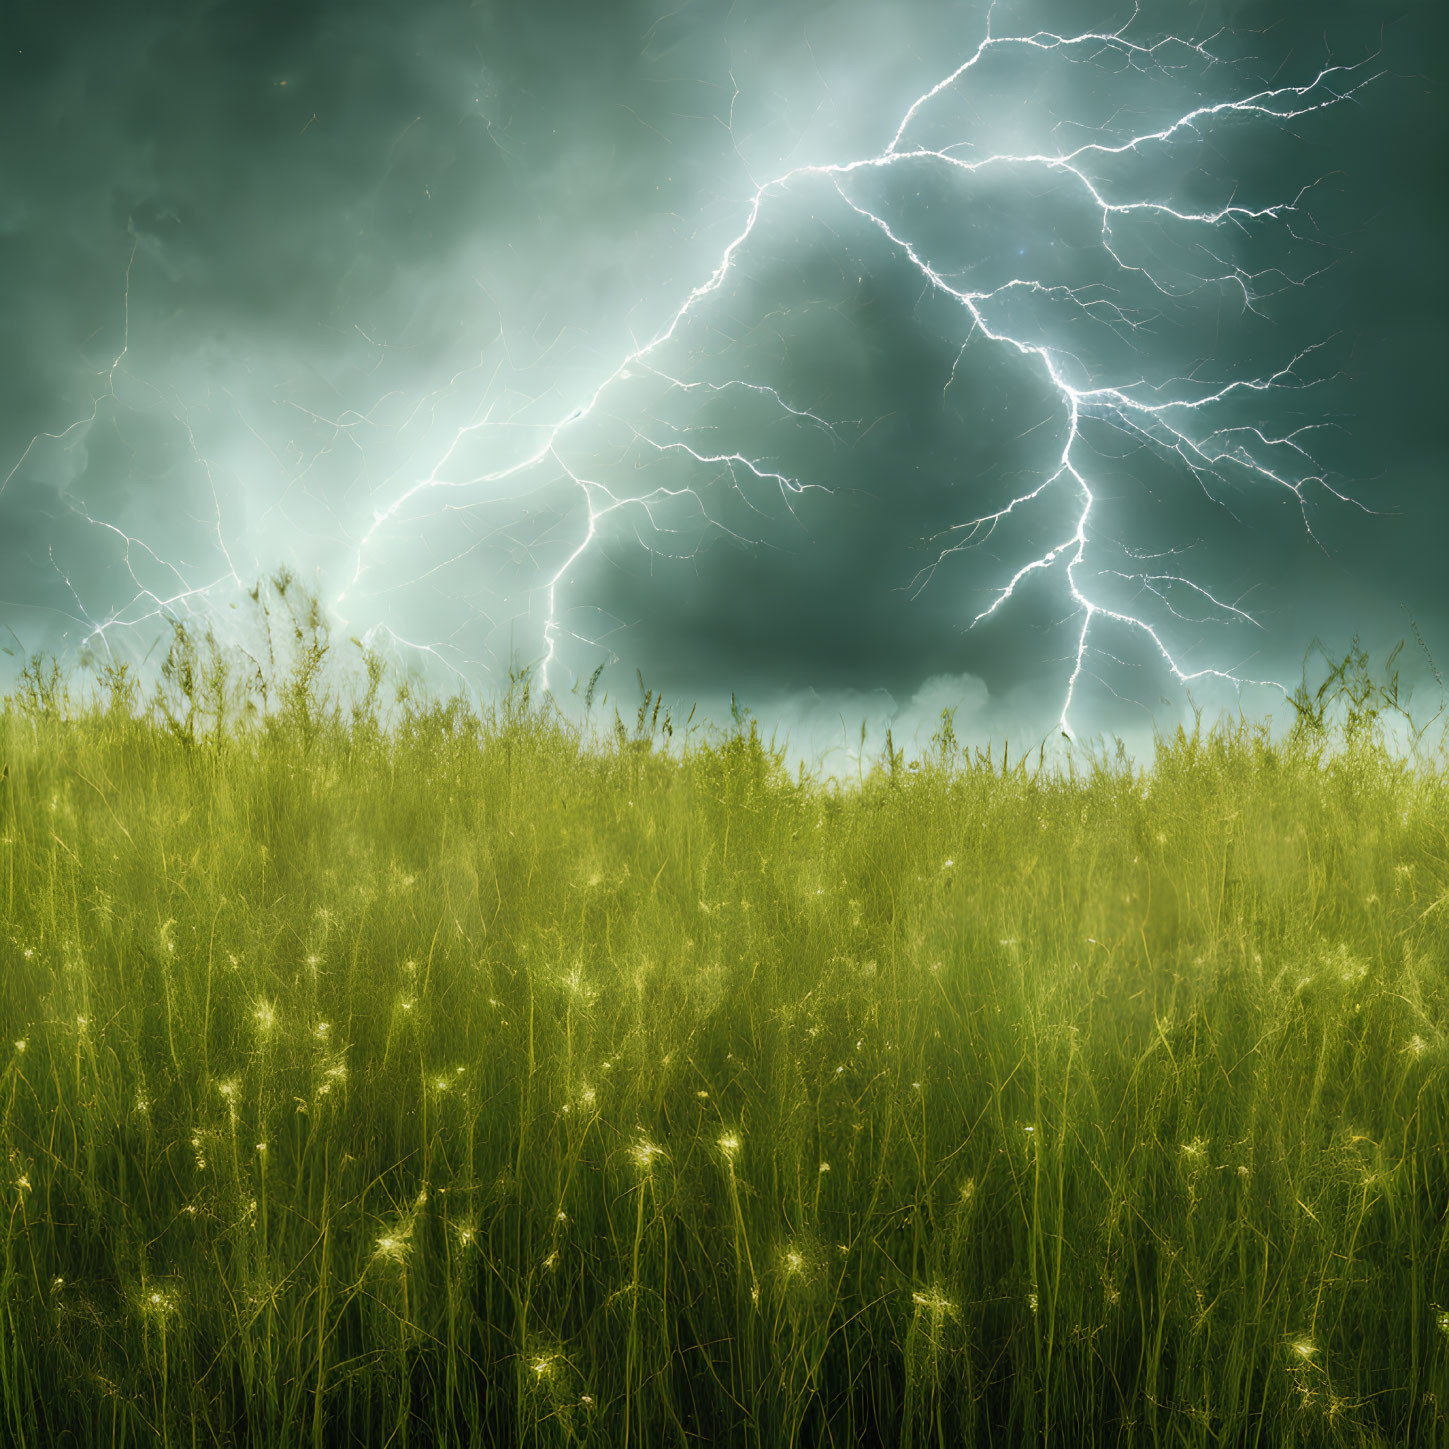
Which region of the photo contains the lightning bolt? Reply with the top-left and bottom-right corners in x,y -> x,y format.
7,5 -> 1383,746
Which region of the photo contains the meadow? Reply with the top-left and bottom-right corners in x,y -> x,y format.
1,587 -> 1446,1447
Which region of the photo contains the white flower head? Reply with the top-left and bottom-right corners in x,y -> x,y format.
629,1138 -> 662,1174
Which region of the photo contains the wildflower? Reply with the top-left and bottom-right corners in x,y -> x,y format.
718,1132 -> 742,1161
315,1021 -> 330,1040
1290,1338 -> 1316,1360
818,1161 -> 830,1173
13,1040 -> 25,1053
912,1286 -> 956,1319
1027,1292 -> 1039,1316
142,1287 -> 179,1318
629,1139 -> 662,1174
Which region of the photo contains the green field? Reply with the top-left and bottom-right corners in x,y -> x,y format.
1,601 -> 1446,1446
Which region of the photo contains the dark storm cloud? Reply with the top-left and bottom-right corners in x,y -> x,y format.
0,0 -> 1443,766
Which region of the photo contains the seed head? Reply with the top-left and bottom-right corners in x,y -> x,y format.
141,1286 -> 180,1319
911,1286 -> 956,1319
629,1139 -> 662,1174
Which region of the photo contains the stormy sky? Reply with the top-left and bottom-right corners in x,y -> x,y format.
1,0 -> 1443,770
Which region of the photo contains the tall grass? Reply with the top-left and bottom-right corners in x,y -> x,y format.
0,583 -> 1446,1446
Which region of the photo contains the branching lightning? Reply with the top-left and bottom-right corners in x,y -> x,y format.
6,4 -> 1382,744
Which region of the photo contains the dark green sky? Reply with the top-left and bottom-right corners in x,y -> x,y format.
1,0 -> 1443,766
